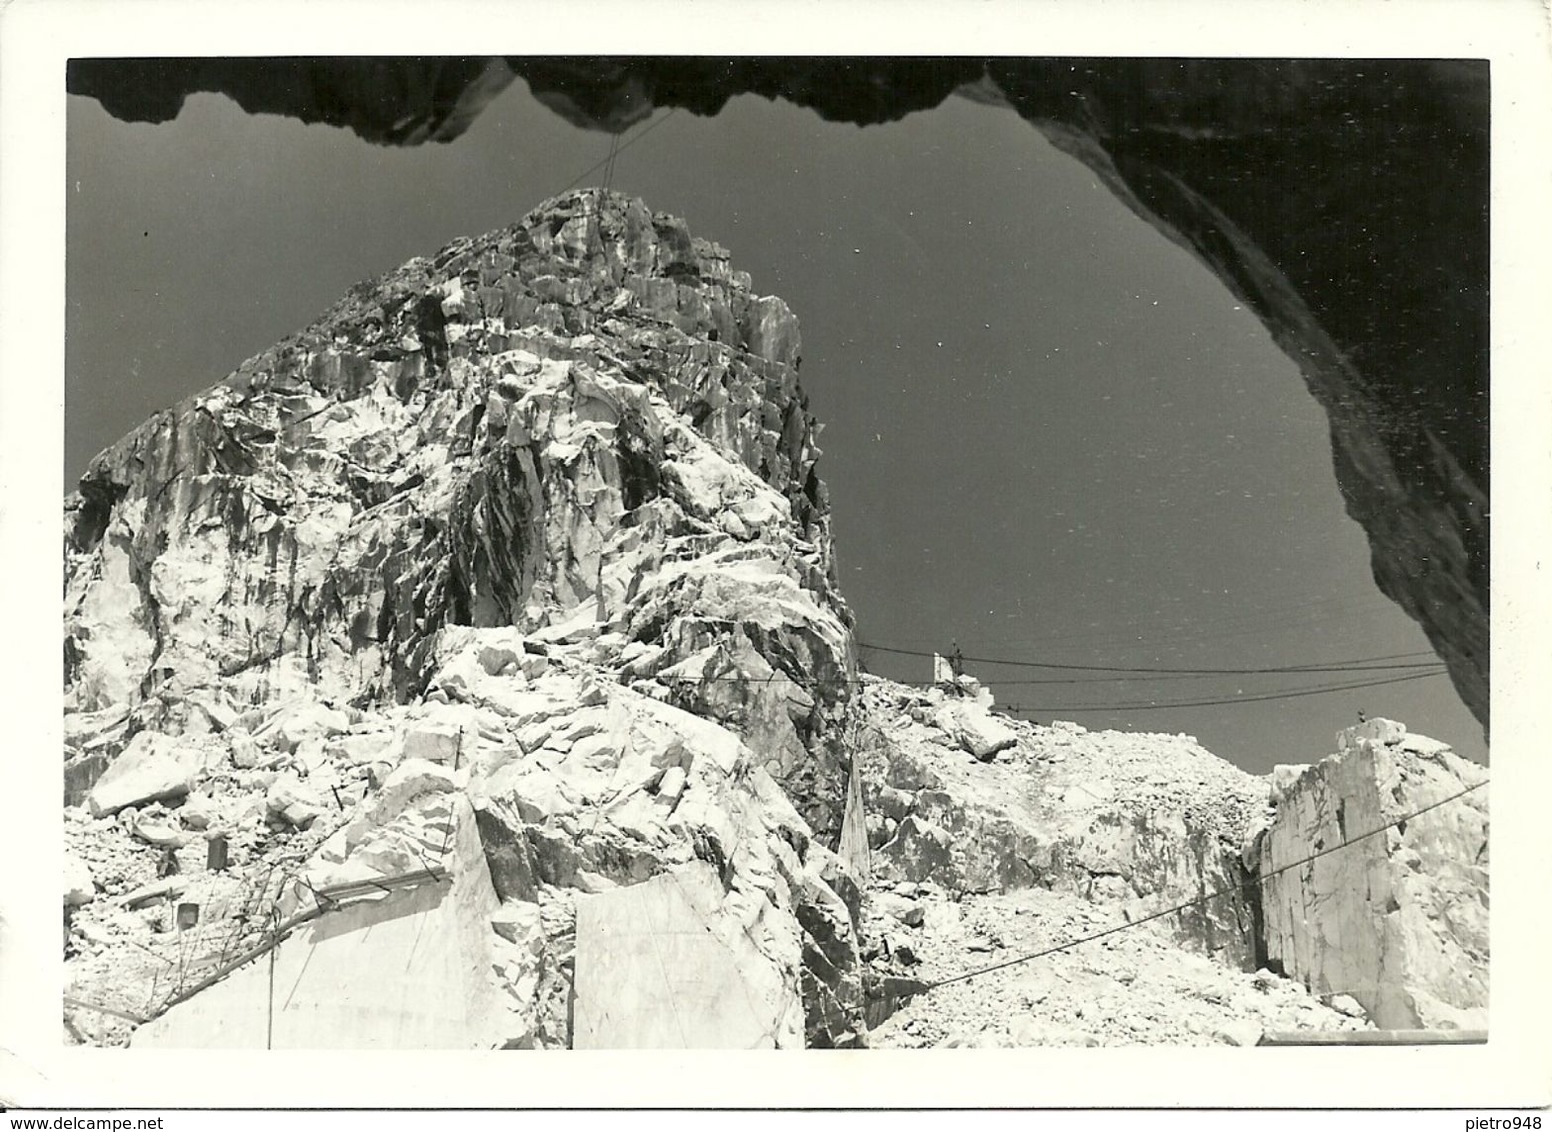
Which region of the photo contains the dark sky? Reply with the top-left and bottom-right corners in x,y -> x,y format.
65,73 -> 1487,773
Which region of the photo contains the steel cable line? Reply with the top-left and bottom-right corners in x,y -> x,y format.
656,666 -> 1448,714
967,670 -> 1341,687
858,640 -> 1446,676
1006,611 -> 1433,654
871,593 -> 1415,654
1000,669 -> 1447,714
960,612 -> 1398,656
968,661 -> 1444,687
557,108 -> 681,196
660,665 -> 1444,693
919,778 -> 1487,993
602,131 -> 620,190
1273,656 -> 1440,673
980,666 -> 1442,687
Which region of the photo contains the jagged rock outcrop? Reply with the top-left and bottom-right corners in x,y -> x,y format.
61,186 -> 1485,1052
64,188 -> 864,1047
1246,719 -> 1489,1030
854,678 -> 1263,970
67,58 -> 1490,728
847,678 -> 1397,1047
85,731 -> 216,817
850,695 -> 1489,1047
64,187 -> 852,829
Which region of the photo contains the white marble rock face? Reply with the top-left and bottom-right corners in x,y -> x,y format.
62,189 -> 1485,1052
64,189 -> 866,1049
1249,721 -> 1488,1031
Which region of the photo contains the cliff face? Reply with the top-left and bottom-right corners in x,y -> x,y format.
62,191 -> 1484,1051
854,678 -> 1264,965
64,189 -> 864,1047
67,57 -> 1490,729
64,188 -> 853,829
1248,719 -> 1489,1030
843,675 -> 1377,1048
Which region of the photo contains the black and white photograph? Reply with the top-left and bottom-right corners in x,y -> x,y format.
2,0 -> 1548,1115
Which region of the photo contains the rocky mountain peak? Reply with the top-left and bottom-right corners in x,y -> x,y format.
65,188 -> 854,825
61,194 -> 1485,1055
65,189 -> 874,1047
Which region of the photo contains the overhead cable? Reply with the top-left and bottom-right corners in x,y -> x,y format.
999,669 -> 1448,713
557,107 -> 681,196
858,640 -> 1448,676
662,666 -> 1443,692
881,594 -> 1421,655
659,666 -> 1445,710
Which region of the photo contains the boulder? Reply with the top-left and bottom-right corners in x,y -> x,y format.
872,891 -> 925,928
293,737 -> 331,776
266,775 -> 326,828
63,853 -> 96,906
401,722 -> 463,765
934,701 -> 1018,762
228,731 -> 263,769
876,815 -> 956,883
1216,1019 -> 1264,1047
268,702 -> 351,752
132,815 -> 187,848
353,759 -> 460,835
1337,717 -> 1407,752
1267,763 -> 1311,805
1328,993 -> 1368,1018
876,785 -> 914,821
177,792 -> 216,830
181,690 -> 239,733
120,876 -> 187,909
655,764 -> 687,803
87,732 -> 200,817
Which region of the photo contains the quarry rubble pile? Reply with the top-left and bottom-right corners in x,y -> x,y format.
866,886 -> 1367,1048
60,189 -> 1487,1049
854,675 -> 1265,967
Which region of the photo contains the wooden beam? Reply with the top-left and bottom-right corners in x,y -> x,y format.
64,995 -> 146,1025
313,865 -> 446,903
